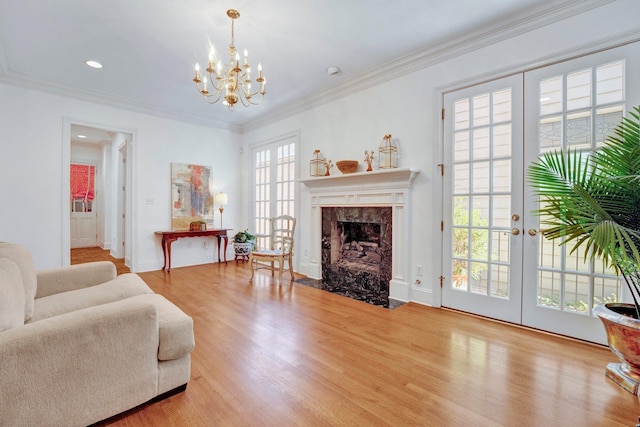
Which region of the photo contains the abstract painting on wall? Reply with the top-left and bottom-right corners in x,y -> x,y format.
171,162 -> 214,230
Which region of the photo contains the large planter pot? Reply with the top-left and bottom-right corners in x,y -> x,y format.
594,303 -> 640,395
234,241 -> 254,263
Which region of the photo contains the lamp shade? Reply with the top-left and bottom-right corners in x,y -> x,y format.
215,192 -> 228,206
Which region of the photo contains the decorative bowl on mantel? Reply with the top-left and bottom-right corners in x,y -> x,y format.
336,160 -> 359,174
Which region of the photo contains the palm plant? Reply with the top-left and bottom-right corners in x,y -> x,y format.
527,106 -> 640,318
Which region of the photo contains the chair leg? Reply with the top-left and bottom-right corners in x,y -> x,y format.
278,258 -> 284,283
287,256 -> 295,280
249,255 -> 255,280
270,261 -> 274,277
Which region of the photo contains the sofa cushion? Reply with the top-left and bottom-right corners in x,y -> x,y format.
131,294 -> 195,361
29,273 -> 154,323
0,259 -> 25,332
0,242 -> 37,322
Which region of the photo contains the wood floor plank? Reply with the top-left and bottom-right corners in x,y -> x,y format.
72,250 -> 640,426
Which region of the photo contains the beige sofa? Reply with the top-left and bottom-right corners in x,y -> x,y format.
0,242 -> 195,426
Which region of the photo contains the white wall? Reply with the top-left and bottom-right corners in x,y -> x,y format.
0,84 -> 242,271
241,0 -> 640,306
2,0 -> 639,282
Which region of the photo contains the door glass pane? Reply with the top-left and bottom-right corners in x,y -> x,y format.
535,60 -> 623,314
596,61 -> 624,104
539,115 -> 562,153
566,69 -> 591,110
491,264 -> 510,298
450,87 -> 513,301
454,131 -> 470,162
493,89 -> 512,123
595,105 -> 624,146
493,124 -> 511,157
472,162 -> 490,193
473,128 -> 490,160
566,110 -> 591,149
540,76 -> 562,115
473,94 -> 490,126
492,195 -> 510,228
492,160 -> 511,193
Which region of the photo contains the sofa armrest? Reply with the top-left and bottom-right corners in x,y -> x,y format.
0,297 -> 160,427
36,261 -> 117,298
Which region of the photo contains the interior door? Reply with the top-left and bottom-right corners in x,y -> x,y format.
70,164 -> 97,248
442,74 -> 524,324
521,42 -> 640,344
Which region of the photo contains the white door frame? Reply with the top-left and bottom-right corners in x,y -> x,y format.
62,118 -> 135,268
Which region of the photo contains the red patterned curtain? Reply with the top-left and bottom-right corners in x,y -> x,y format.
70,164 -> 95,201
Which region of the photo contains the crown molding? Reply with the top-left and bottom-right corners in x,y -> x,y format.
242,0 -> 615,132
0,0 -> 619,135
0,69 -> 242,133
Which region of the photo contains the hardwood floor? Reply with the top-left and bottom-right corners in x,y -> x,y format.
70,247 -> 130,275
72,250 -> 640,426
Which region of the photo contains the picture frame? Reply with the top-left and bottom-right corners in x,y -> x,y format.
171,162 -> 214,230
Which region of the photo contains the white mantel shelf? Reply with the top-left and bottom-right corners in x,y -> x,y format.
299,167 -> 419,192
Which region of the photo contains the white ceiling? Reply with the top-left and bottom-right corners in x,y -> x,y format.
0,0 -> 598,134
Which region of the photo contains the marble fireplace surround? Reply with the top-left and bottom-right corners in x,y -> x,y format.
300,168 -> 419,302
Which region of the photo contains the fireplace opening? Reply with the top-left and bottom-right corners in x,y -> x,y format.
320,207 -> 392,307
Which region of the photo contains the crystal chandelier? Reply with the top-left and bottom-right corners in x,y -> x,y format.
192,9 -> 266,110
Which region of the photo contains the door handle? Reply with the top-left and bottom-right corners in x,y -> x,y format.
528,228 -> 537,236
511,228 -> 520,236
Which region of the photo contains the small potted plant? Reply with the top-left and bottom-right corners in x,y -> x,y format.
233,229 -> 256,262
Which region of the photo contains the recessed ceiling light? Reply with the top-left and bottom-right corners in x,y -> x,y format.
85,60 -> 103,69
77,134 -> 87,139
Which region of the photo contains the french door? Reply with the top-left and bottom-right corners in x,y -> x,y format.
251,134 -> 297,249
442,42 -> 640,343
442,74 -> 524,324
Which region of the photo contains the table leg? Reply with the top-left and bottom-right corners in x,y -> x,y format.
161,237 -> 168,270
217,235 -> 229,264
166,238 -> 176,272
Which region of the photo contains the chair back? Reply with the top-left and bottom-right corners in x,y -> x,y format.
270,215 -> 296,255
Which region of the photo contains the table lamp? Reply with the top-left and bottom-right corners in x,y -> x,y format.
215,192 -> 228,228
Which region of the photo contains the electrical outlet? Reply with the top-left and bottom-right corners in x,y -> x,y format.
304,248 -> 308,256
416,265 -> 423,276
203,242 -> 208,249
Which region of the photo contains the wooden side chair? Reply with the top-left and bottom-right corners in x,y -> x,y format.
249,215 -> 296,283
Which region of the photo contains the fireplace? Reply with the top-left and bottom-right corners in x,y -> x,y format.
321,207 -> 392,306
300,168 -> 419,304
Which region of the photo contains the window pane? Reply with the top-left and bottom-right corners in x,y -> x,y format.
492,88 -> 511,123
540,76 -> 562,115
596,60 -> 624,105
455,98 -> 470,130
473,93 -> 490,127
566,69 -> 591,110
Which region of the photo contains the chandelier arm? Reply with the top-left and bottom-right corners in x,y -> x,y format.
203,91 -> 223,104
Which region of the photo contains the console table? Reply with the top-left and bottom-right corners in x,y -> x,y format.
155,229 -> 229,272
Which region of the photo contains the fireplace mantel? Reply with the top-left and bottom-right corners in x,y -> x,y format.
300,167 -> 420,303
299,167 -> 419,193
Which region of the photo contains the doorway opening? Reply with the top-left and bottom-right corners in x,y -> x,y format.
64,121 -> 133,270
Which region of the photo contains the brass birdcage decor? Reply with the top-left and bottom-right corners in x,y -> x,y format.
310,149 -> 327,177
378,134 -> 398,169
